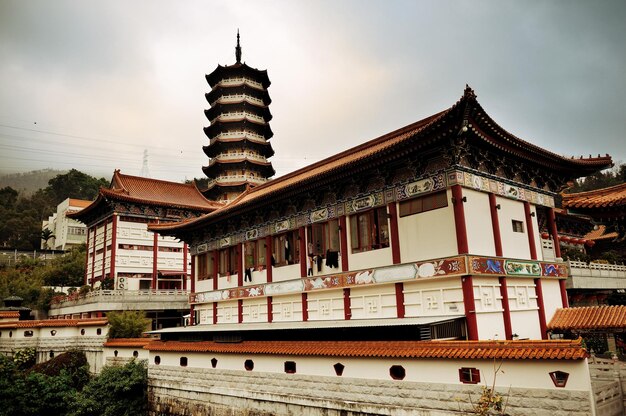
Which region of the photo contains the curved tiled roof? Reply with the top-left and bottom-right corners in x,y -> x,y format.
104,338 -> 154,347
548,306 -> 626,331
584,225 -> 619,241
144,338 -> 587,360
562,182 -> 626,209
0,318 -> 108,329
0,311 -> 20,319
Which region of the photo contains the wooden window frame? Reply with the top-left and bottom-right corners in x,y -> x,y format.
399,190 -> 448,217
307,219 -> 340,256
459,367 -> 481,384
350,207 -> 390,253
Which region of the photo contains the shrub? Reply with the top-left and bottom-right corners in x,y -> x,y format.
107,311 -> 151,339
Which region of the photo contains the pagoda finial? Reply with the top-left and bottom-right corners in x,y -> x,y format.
235,30 -> 242,63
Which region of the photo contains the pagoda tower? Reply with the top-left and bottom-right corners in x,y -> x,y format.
202,32 -> 275,201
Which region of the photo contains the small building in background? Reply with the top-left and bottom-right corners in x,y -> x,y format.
42,198 -> 91,250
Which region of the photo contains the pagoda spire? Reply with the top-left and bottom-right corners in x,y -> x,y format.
235,30 -> 242,63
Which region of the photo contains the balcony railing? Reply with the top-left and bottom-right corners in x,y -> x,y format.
50,289 -> 190,308
568,261 -> 626,289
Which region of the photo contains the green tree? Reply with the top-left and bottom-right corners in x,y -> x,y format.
0,186 -> 18,209
45,169 -> 107,205
41,228 -> 55,249
107,311 -> 151,338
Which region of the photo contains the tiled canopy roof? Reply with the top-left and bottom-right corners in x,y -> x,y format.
0,318 -> 108,329
0,311 -> 20,319
562,183 -> 626,209
152,87 -> 612,235
145,339 -> 587,360
548,306 -> 626,331
104,338 -> 154,348
68,199 -> 92,208
584,225 -> 619,241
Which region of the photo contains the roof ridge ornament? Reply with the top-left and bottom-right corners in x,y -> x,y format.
464,84 -> 476,99
235,29 -> 242,64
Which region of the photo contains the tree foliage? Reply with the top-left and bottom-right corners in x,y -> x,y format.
566,163 -> 626,193
107,310 -> 151,338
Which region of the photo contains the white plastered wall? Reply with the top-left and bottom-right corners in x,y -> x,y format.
473,277 -> 506,340
541,279 -> 564,325
307,289 -> 345,321
464,189 -> 496,256
403,278 -> 464,318
506,278 -> 541,340
350,284 -> 397,319
271,294 -> 303,322
496,196 -> 531,260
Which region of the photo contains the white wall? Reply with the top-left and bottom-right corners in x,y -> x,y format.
350,285 -> 397,319
473,277 -> 506,340
242,298 -> 268,323
272,264 -> 300,282
403,279 -> 464,318
497,196 -> 531,260
216,300 -> 239,324
271,294 -> 303,322
464,189 -> 496,256
507,278 -> 541,340
541,279 -> 564,324
307,289 -> 344,320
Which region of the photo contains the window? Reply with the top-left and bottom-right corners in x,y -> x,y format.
307,219 -> 340,256
198,252 -> 215,280
459,367 -> 481,384
80,329 -> 85,336
97,328 -> 102,335
549,371 -> 569,387
272,231 -> 300,266
399,191 -> 448,217
218,246 -> 239,276
154,356 -> 161,365
49,351 -> 55,358
244,240 -> 267,269
244,359 -> 254,371
50,330 -> 57,336
133,351 -> 139,358
24,330 -> 33,337
211,358 -> 218,368
333,363 -> 345,376
512,220 -> 524,233
284,361 -> 296,374
350,207 -> 389,253
389,365 -> 406,380
114,350 -> 118,357
180,357 -> 188,367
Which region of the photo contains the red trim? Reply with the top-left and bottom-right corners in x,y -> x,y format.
302,293 -> 308,321
189,304 -> 195,326
462,276 -> 478,340
559,279 -> 569,308
265,235 -> 273,282
110,215 -> 117,281
212,251 -> 218,290
388,202 -> 401,264
267,296 -> 273,323
102,220 -> 108,280
299,227 -> 306,277
452,186 -> 469,254
152,226 -> 158,289
84,227 -> 90,285
524,202 -> 537,260
182,243 -> 188,291
489,194 -> 503,257
238,299 -> 243,323
90,225 -> 96,283
339,216 -> 349,271
237,243 -> 243,286
343,288 -> 351,320
213,302 -> 218,325
499,277 -> 512,339
190,254 -> 195,293
534,278 -> 548,339
395,282 -> 405,318
547,208 -> 561,258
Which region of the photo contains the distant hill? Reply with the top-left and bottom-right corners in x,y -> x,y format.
0,169 -> 68,195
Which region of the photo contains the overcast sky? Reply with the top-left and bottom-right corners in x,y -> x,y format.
1,0 -> 624,183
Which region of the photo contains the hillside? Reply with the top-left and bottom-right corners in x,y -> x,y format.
0,169 -> 67,195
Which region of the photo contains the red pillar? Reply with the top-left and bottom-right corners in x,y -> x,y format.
265,235 -> 273,282
395,282 -> 405,318
524,202 -> 537,260
84,227 -> 91,286
101,220 -> 108,281
91,224 -> 97,284
152,229 -> 159,290
190,254 -> 195,293
388,202 -> 401,264
559,279 -> 569,308
302,293 -> 308,321
499,277 -> 512,340
237,243 -> 243,287
299,227 -> 307,277
452,185 -> 469,254
489,194 -> 503,257
267,296 -> 273,323
339,216 -> 349,271
238,299 -> 243,323
212,251 -> 218,290
462,276 -> 478,340
110,215 -> 117,282
212,302 -> 218,324
182,243 -> 188,291
534,278 -> 548,339
547,208 -> 561,258
343,288 -> 351,320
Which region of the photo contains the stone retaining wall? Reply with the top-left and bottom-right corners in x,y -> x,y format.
149,365 -> 593,416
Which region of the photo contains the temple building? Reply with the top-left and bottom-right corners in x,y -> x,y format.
202,32 -> 275,202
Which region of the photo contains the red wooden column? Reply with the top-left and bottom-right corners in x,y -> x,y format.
395,282 -> 405,318
488,194 -> 503,257
267,296 -> 273,323
265,235 -> 273,283
343,288 -> 351,320
524,202 -> 537,260
462,276 -> 478,340
498,277 -> 512,340
212,251 -> 218,290
84,227 -> 91,285
547,207 -> 561,258
238,299 -> 243,323
110,215 -> 118,282
452,185 -> 469,254
559,279 -> 569,308
152,229 -> 159,289
90,224 -> 97,284
302,293 -> 308,321
534,278 -> 548,339
101,220 -> 108,281
388,202 -> 401,264
213,302 -> 218,324
182,243 -> 188,291
189,255 -> 195,325
299,227 -> 307,277
339,216 -> 349,271
237,243 -> 243,287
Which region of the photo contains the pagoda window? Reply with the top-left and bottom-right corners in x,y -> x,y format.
512,220 -> 524,233
350,207 -> 390,253
398,191 -> 448,217
273,231 -> 300,267
218,246 -> 239,276
244,239 -> 267,269
307,219 -> 340,256
197,252 -> 214,281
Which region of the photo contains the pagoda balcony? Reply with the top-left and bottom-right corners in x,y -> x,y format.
212,94 -> 264,107
211,112 -> 265,124
215,77 -> 263,90
207,175 -> 267,187
209,152 -> 267,164
567,260 -> 626,290
49,289 -> 190,316
210,131 -> 266,145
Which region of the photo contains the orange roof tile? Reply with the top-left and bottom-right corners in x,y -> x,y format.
144,338 -> 587,360
584,225 -> 619,241
548,306 -> 626,331
0,318 -> 107,329
68,198 -> 92,208
104,338 -> 154,347
563,183 -> 626,209
0,311 -> 20,318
